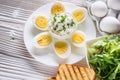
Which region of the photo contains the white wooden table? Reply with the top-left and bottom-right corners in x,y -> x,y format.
0,0 -> 101,80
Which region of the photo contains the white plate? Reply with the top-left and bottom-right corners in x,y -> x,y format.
24,2 -> 96,67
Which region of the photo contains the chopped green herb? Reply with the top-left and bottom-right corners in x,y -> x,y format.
53,16 -> 56,22
67,23 -> 69,26
57,29 -> 62,32
67,23 -> 70,28
53,27 -> 56,30
53,25 -> 58,30
61,15 -> 66,23
55,25 -> 58,29
70,19 -> 75,26
63,25 -> 66,31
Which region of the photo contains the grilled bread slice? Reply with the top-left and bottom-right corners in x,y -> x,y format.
48,77 -> 56,80
49,64 -> 96,80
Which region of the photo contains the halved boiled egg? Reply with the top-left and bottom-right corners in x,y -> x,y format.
53,40 -> 71,59
72,7 -> 87,24
71,30 -> 86,47
33,32 -> 52,48
33,14 -> 49,31
51,1 -> 65,14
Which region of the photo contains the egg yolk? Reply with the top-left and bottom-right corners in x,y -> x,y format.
51,2 -> 65,14
35,16 -> 48,28
72,9 -> 85,22
72,32 -> 85,43
37,35 -> 51,46
55,42 -> 67,54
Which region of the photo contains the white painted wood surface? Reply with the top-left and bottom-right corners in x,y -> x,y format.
0,0 -> 100,80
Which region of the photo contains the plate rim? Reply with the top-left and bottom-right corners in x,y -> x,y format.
24,1 -> 96,67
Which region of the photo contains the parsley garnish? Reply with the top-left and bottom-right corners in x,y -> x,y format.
63,25 -> 66,31
61,15 -> 66,23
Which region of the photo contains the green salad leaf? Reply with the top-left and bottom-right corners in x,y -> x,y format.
88,35 -> 120,80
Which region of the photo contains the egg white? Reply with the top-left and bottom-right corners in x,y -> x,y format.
52,39 -> 71,59
91,1 -> 108,17
100,16 -> 120,33
32,14 -> 49,31
71,30 -> 86,47
32,32 -> 52,48
72,7 -> 87,24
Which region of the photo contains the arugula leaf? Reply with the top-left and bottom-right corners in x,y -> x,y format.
108,64 -> 120,80
88,35 -> 120,80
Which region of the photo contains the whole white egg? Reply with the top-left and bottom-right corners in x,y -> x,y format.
100,16 -> 120,33
91,1 -> 108,17
107,9 -> 117,17
107,0 -> 120,11
118,13 -> 120,21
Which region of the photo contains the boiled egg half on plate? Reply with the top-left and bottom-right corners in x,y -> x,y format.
71,30 -> 86,47
33,32 -> 52,48
33,14 -> 49,31
51,1 -> 65,14
53,40 -> 71,59
72,7 -> 87,24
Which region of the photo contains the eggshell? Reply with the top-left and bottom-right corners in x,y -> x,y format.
118,13 -> 120,21
100,16 -> 120,33
91,1 -> 108,17
107,9 -> 117,17
107,0 -> 120,10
